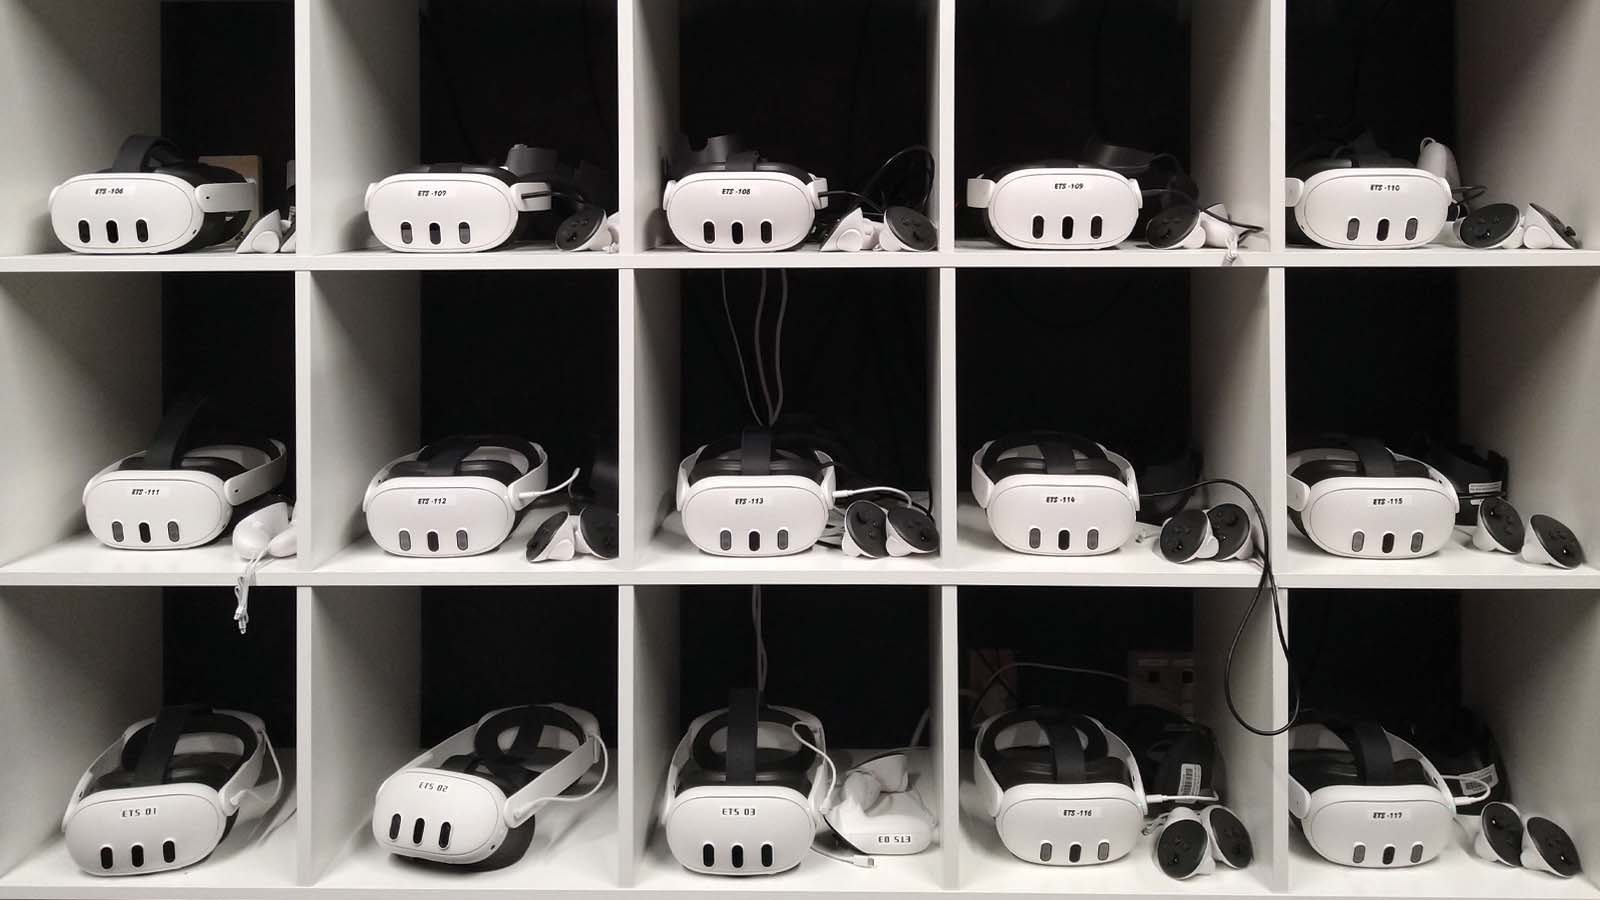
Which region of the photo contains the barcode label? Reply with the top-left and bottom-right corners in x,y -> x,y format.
1177,763 -> 1202,798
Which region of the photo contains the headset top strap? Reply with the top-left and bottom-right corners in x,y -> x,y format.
1339,436 -> 1396,477
982,708 -> 1107,784
113,135 -> 187,173
740,430 -> 773,476
726,688 -> 760,785
982,431 -> 1108,474
1041,718 -> 1089,784
418,435 -> 541,477
1330,720 -> 1398,786
145,393 -> 210,470
128,704 -> 258,788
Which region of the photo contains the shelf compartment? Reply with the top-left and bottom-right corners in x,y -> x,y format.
301,270 -> 620,577
951,267 -> 1274,584
625,584 -> 948,890
0,0 -> 294,264
303,0 -> 618,256
0,586 -> 298,895
1286,589 -> 1600,898
628,268 -> 946,577
629,0 -> 939,254
954,0 -> 1273,252
952,586 -> 1286,893
0,272 -> 295,584
1281,267 -> 1600,587
303,585 -> 621,889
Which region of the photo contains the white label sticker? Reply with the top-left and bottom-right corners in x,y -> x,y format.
1177,763 -> 1202,798
1466,481 -> 1503,495
1457,763 -> 1499,793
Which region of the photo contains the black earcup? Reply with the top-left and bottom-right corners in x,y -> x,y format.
883,206 -> 937,252
578,507 -> 620,560
1160,509 -> 1212,562
1529,514 -> 1585,568
1207,806 -> 1254,869
1146,206 -> 1202,249
524,510 -> 570,561
845,501 -> 889,557
1527,816 -> 1583,877
1156,817 -> 1209,878
1458,202 -> 1522,248
887,506 -> 939,553
1208,503 -> 1252,559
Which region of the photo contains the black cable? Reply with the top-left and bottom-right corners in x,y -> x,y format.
1139,187 -> 1265,235
1140,478 -> 1300,737
817,190 -> 883,215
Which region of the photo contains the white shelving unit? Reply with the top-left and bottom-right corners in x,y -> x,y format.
1,1 -> 1599,898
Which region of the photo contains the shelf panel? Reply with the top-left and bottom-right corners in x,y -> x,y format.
0,752 -> 299,899
1287,829 -> 1600,900
0,532 -> 299,587
316,779 -> 619,893
313,509 -> 623,587
1275,247 -> 1600,269
952,239 -> 1250,268
633,245 -> 947,269
950,501 -> 1262,588
1277,531 -> 1600,590
0,248 -> 302,273
634,748 -> 944,893
311,246 -> 629,271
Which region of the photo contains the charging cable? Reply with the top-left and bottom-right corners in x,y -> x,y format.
788,721 -> 875,868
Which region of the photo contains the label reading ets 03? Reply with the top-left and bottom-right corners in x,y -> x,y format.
721,807 -> 758,817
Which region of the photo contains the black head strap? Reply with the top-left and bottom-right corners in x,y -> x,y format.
1337,437 -> 1396,477
418,435 -> 540,477
740,430 -> 773,476
981,709 -> 1106,784
145,393 -> 210,470
1041,719 -> 1089,784
473,705 -> 584,761
126,705 -> 258,787
982,431 -> 1109,475
1330,720 -> 1398,786
113,135 -> 187,173
726,688 -> 759,785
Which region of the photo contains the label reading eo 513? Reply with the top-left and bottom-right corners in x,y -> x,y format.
877,834 -> 916,845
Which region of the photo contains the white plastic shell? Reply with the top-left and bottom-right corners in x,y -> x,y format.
662,171 -> 827,252
1286,168 -> 1452,249
966,168 -> 1142,249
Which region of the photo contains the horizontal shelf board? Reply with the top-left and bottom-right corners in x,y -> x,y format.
1275,246 -> 1600,268
0,532 -> 299,587
0,753 -> 299,899
951,501 -> 1263,587
314,509 -> 623,586
636,748 -> 944,893
311,246 -> 628,271
1278,531 -> 1600,590
956,764 -> 1272,896
1287,831 -> 1600,899
952,239 -> 1249,268
0,248 -> 301,273
317,779 -> 618,892
633,245 -> 944,269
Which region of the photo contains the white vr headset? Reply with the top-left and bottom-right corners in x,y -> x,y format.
83,395 -> 287,550
372,704 -> 605,870
364,435 -> 574,558
1287,438 -> 1458,559
1289,721 -> 1480,868
661,690 -> 829,875
50,135 -> 256,254
975,710 -> 1148,865
967,165 -> 1143,249
662,135 -> 828,252
63,706 -> 283,876
971,432 -> 1140,556
1285,157 -> 1452,250
676,432 -> 837,557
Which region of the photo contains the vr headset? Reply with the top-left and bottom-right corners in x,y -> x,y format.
83,394 -> 287,550
1286,437 -> 1458,558
660,689 -> 829,875
366,145 -> 610,252
364,435 -> 572,558
1286,138 -> 1452,249
676,431 -> 837,557
974,709 -> 1147,865
662,135 -> 828,252
1289,720 -> 1475,868
372,704 -> 605,870
971,431 -> 1140,556
1424,442 -> 1509,526
63,705 -> 283,876
50,135 -> 255,254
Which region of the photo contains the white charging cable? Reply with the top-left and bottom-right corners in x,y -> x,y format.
516,467 -> 581,505
788,721 -> 874,868
233,547 -> 270,634
1443,773 -> 1494,807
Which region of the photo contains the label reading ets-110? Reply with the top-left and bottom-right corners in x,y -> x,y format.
1368,184 -> 1405,192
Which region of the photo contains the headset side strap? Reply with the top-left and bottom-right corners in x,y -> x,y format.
222,439 -> 288,506
970,443 -> 995,508
503,730 -> 603,827
362,450 -> 421,511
